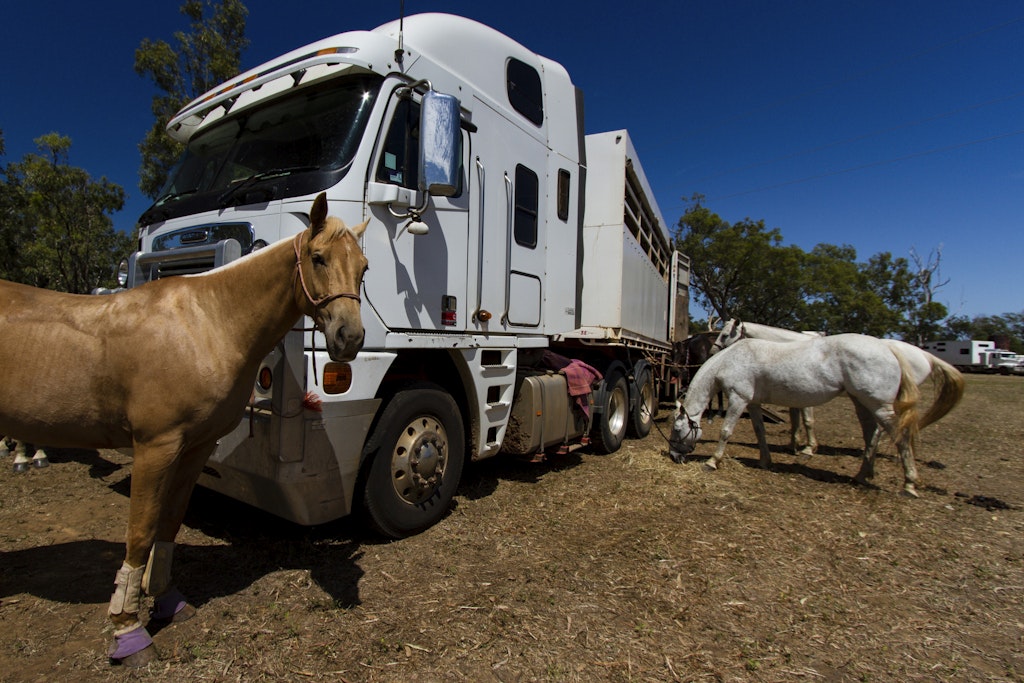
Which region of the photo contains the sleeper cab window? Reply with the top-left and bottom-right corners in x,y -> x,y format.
506,57 -> 543,126
514,164 -> 539,248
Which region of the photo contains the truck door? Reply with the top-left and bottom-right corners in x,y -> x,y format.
470,107 -> 548,331
364,86 -> 470,332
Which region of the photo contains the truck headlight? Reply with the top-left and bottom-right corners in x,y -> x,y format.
116,259 -> 129,287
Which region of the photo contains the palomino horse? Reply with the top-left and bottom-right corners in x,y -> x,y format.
0,193 -> 368,666
669,334 -> 964,497
712,319 -> 963,456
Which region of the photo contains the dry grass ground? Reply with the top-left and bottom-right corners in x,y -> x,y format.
0,374 -> 1021,682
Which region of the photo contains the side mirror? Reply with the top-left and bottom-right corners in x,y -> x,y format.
418,90 -> 461,197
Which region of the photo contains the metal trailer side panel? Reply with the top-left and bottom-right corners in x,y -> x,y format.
573,130 -> 673,347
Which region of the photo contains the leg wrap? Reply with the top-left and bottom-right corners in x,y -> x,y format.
108,562 -> 145,616
143,541 -> 175,596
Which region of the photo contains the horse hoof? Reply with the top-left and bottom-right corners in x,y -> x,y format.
170,602 -> 197,623
12,462 -> 29,473
118,644 -> 160,668
32,458 -> 50,469
901,486 -> 920,499
702,462 -> 718,472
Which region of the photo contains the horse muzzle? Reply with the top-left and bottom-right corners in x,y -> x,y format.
323,320 -> 364,362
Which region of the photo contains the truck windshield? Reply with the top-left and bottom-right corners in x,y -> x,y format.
142,74 -> 383,223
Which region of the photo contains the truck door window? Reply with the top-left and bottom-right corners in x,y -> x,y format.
376,97 -> 420,189
514,164 -> 539,248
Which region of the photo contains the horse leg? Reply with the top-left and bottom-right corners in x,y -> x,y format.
0,436 -> 10,458
705,399 -> 746,471
11,441 -> 31,473
147,439 -> 218,625
748,404 -> 773,468
788,408 -> 801,455
851,400 -> 881,484
107,434 -> 187,667
31,444 -> 49,469
802,408 -> 817,456
869,402 -> 920,498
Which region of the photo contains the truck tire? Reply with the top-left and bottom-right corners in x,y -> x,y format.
628,365 -> 655,438
360,385 -> 465,538
591,371 -> 629,454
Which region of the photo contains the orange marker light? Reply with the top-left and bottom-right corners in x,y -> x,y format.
323,362 -> 353,394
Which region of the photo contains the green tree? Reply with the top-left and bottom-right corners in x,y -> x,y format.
674,195 -> 956,339
674,194 -> 807,327
0,130 -> 34,283
3,134 -> 131,293
801,244 -> 896,335
135,0 -> 249,199
940,314 -> 974,340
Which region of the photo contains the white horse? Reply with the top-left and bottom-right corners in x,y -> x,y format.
711,320 -> 822,454
670,334 -> 965,497
712,319 -> 961,456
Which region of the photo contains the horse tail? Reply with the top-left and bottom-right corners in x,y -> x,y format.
890,347 -> 922,446
918,354 -> 966,431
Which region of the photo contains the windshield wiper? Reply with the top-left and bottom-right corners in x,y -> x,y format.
139,188 -> 199,225
217,166 -> 318,207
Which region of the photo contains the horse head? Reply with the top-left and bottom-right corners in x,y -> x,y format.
668,400 -> 702,463
710,318 -> 743,355
294,193 -> 369,362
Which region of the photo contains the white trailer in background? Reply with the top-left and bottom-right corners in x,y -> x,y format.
921,340 -> 1024,374
124,13 -> 689,537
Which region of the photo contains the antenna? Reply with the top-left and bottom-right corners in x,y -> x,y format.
394,0 -> 405,64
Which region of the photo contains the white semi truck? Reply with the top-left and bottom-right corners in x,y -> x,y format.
127,13 -> 689,537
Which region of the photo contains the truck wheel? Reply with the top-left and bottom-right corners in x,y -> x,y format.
591,371 -> 628,454
628,365 -> 655,438
361,385 -> 465,538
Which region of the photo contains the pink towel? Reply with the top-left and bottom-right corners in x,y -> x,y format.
542,351 -> 603,416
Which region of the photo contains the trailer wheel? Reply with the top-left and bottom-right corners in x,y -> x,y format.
360,385 -> 465,538
591,371 -> 629,454
628,365 -> 655,438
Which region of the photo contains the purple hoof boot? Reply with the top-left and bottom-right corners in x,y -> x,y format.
151,587 -> 196,623
108,626 -> 156,666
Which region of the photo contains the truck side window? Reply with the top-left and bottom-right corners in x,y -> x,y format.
557,169 -> 571,222
507,58 -> 543,126
514,164 -> 539,248
376,98 -> 420,189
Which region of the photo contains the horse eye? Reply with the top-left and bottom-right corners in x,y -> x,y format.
312,253 -> 326,267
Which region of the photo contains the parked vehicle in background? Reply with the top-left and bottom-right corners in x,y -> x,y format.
921,340 -> 1024,375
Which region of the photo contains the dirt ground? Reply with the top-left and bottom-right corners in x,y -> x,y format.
0,374 -> 1021,682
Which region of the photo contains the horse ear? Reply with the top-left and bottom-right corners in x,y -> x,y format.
310,193 -> 328,237
348,218 -> 369,239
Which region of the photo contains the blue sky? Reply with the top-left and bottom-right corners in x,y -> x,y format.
2,1 -> 1021,319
